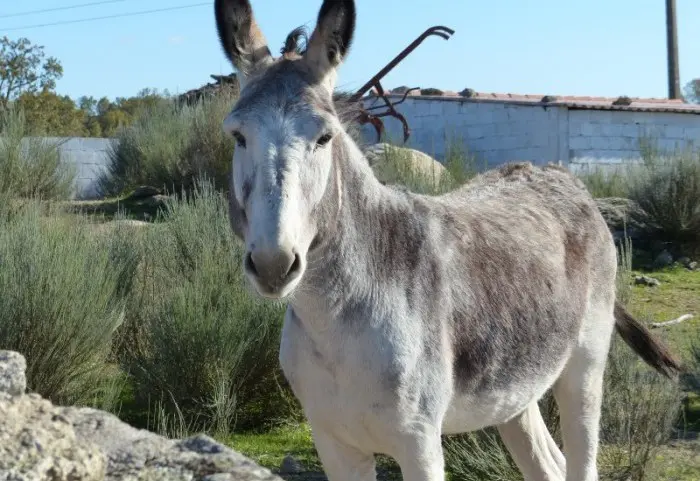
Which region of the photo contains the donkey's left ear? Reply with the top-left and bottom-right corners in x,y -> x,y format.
304,0 -> 356,81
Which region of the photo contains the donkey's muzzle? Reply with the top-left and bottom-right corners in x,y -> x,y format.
245,247 -> 302,295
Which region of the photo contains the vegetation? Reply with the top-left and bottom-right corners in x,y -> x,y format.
1,35 -> 171,137
627,146 -> 700,246
98,91 -> 236,197
577,166 -> 630,199
0,36 -> 62,110
117,182 -> 291,436
0,106 -> 76,199
577,141 -> 700,257
0,201 -> 128,408
684,78 -> 700,104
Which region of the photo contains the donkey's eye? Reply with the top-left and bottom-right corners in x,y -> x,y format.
232,131 -> 247,148
315,133 -> 333,149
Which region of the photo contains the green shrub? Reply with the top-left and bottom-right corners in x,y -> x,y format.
626,148 -> 700,245
0,202 -> 131,407
0,106 -> 76,200
99,91 -> 236,197
118,180 -> 289,437
577,165 -> 630,199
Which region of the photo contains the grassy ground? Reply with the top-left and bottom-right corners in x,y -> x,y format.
626,265 -> 700,360
224,265 -> 700,480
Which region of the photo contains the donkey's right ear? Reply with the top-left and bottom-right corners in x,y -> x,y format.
215,0 -> 272,83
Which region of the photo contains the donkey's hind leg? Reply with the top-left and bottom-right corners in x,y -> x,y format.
497,401 -> 566,481
553,305 -> 615,481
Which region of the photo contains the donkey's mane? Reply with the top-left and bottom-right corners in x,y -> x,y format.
281,26 -> 308,56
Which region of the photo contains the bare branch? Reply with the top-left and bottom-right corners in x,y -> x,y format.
650,314 -> 694,328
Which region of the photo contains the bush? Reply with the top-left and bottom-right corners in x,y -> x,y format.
98,91 -> 236,198
0,106 -> 76,200
118,180 -> 289,437
0,202 -> 131,407
626,148 -> 700,246
577,165 -> 630,199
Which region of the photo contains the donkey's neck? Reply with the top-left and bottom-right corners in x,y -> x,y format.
291,133 -> 426,323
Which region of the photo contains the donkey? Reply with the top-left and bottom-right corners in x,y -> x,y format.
213,1 -> 682,480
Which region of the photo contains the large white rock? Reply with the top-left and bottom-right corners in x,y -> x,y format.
363,143 -> 451,190
0,350 -> 282,481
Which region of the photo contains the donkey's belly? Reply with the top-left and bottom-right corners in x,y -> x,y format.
441,360 -> 567,434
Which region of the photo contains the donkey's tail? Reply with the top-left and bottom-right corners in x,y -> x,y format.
614,301 -> 683,380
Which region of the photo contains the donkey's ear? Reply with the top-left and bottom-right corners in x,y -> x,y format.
304,0 -> 356,80
215,0 -> 272,82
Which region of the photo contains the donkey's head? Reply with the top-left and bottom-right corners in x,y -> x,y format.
215,0 -> 356,299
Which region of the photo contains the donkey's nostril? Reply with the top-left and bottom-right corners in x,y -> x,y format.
287,253 -> 301,277
245,251 -> 258,277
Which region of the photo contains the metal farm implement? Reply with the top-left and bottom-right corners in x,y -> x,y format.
348,25 -> 454,143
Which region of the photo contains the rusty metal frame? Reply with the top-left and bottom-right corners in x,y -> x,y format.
350,26 -> 454,143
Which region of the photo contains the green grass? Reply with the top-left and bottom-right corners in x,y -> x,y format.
224,423 -> 402,479
626,265 -> 700,361
226,424 -> 321,472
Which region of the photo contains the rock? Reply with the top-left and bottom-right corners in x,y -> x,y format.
279,455 -> 304,474
143,194 -> 172,208
634,275 -> 661,287
652,250 -> 674,269
0,350 -> 282,481
0,392 -> 106,481
594,197 -> 649,233
128,186 -> 163,200
0,351 -> 26,397
677,257 -> 698,270
363,143 -> 451,189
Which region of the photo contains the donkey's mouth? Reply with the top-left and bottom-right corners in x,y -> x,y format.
250,275 -> 303,300
244,254 -> 305,301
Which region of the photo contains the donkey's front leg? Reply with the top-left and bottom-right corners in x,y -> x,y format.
394,427 -> 446,481
312,428 -> 377,481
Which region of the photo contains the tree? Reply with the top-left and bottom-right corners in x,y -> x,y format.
17,91 -> 87,136
683,78 -> 700,104
0,36 -> 63,109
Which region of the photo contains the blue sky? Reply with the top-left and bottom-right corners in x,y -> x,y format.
2,0 -> 699,101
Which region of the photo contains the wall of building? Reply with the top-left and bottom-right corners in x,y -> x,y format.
566,109 -> 700,173
19,137 -> 114,200
17,100 -> 700,200
364,96 -> 700,173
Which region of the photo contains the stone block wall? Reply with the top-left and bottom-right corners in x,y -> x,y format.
362,96 -> 700,173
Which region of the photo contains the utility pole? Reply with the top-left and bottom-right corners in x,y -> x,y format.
666,0 -> 681,99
